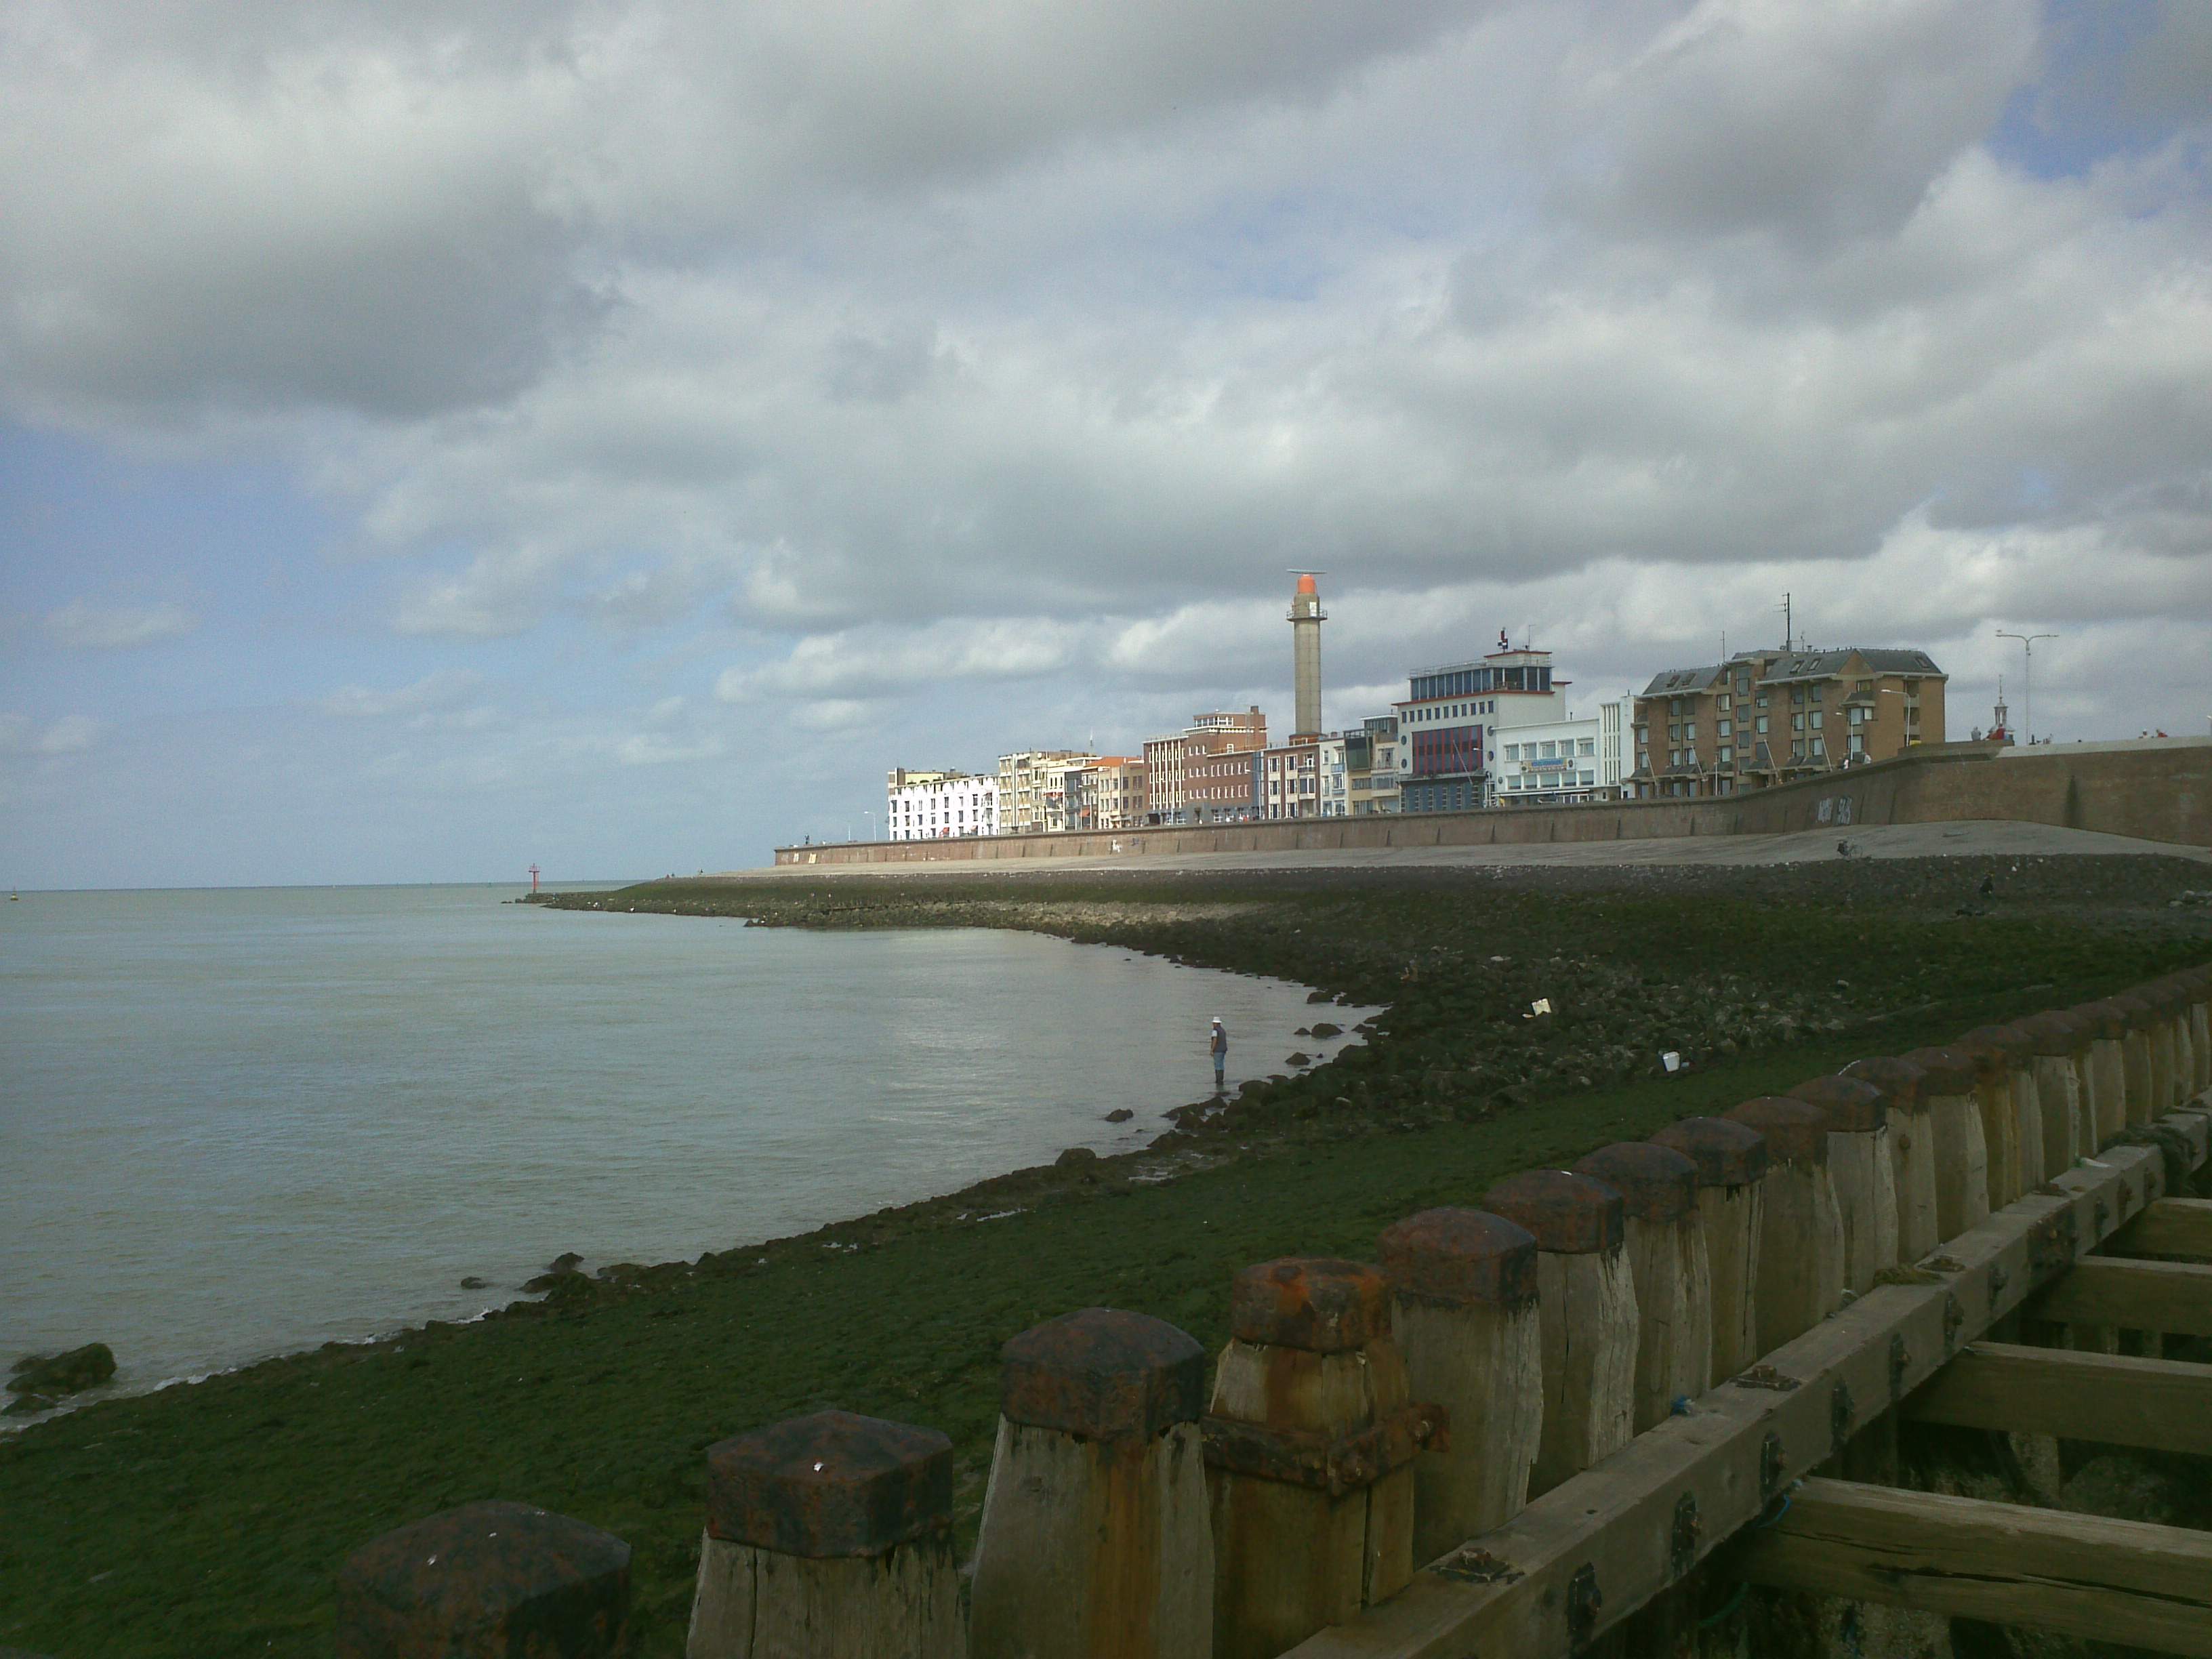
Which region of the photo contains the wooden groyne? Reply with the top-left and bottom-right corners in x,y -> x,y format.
321,967 -> 2212,1659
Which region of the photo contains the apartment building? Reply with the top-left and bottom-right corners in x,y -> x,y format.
1629,648 -> 1947,799
1345,716 -> 1400,815
997,750 -> 1097,834
1067,756 -> 1150,831
1254,740 -> 1323,819
1143,707 -> 1267,824
886,768 -> 998,840
1394,639 -> 1568,814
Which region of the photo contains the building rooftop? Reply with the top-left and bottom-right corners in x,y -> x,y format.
1641,648 -> 1944,697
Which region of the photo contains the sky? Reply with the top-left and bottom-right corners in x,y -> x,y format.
3,0 -> 2209,888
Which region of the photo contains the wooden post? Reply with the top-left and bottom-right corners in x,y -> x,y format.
339,1502 -> 630,1659
1789,1075 -> 1898,1294
1378,1208 -> 1542,1565
1843,1056 -> 1941,1263
1958,1024 -> 2034,1207
1570,1143 -> 1711,1429
1724,1097 -> 1845,1349
2137,983 -> 2182,1115
2114,993 -> 2160,1127
2070,1001 -> 2132,1151
1206,1256 -> 1428,1659
1481,1171 -> 1637,1495
970,1309 -> 1211,1659
689,1410 -> 962,1658
2157,977 -> 2203,1103
2178,967 -> 2211,1095
2020,1010 -> 2088,1177
2186,967 -> 2212,1095
1650,1115 -> 1769,1381
1898,1045 -> 1990,1242
1973,1021 -> 2034,1203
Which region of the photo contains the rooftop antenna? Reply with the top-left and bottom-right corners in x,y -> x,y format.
1779,592 -> 1793,653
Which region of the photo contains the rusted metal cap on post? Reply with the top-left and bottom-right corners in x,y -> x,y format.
2068,1001 -> 2128,1041
1229,1257 -> 1390,1352
1841,1056 -> 1925,1111
705,1409 -> 953,1559
1481,1170 -> 1624,1255
1570,1143 -> 1697,1223
2110,993 -> 2158,1034
1898,1046 -> 1979,1095
1378,1208 -> 1538,1308
335,1501 -> 630,1659
2017,1010 -> 2085,1057
999,1308 -> 1206,1442
1724,1097 -> 1830,1166
1789,1075 -> 1887,1133
1650,1116 -> 1769,1187
1958,1023 -> 2034,1073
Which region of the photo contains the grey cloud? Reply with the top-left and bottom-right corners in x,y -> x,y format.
1574,0 -> 2040,251
44,600 -> 197,649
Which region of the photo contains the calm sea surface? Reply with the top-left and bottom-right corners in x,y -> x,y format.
1,884 -> 1370,1405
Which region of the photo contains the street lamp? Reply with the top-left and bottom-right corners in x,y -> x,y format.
864,810 -> 876,842
1995,630 -> 2057,745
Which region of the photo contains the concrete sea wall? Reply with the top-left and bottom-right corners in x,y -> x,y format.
776,739 -> 2212,866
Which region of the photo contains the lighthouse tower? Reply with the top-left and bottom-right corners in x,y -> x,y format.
1288,572 -> 1326,741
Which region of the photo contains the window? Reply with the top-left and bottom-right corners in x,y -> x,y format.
1849,733 -> 1866,755
1717,745 -> 1733,764
1717,718 -> 1733,737
1810,684 -> 1823,703
1684,722 -> 1697,740
1755,716 -> 1769,733
1541,741 -> 1557,759
1791,714 -> 1804,732
1504,743 -> 1519,760
1810,738 -> 1825,759
1756,693 -> 1769,708
1718,694 -> 1732,712
1578,738 -> 1595,756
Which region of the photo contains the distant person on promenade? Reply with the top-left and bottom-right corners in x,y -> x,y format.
1210,1017 -> 1227,1092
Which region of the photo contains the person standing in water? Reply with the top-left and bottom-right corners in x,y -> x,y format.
1210,1017 -> 1227,1092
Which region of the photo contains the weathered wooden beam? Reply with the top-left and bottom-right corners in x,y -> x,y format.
1282,1124 -> 2182,1659
2032,1257 -> 2212,1338
1904,1341 -> 2212,1455
1727,1477 -> 2212,1658
2108,1197 -> 2212,1261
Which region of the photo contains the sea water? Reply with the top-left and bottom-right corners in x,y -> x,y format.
0,883 -> 1368,1403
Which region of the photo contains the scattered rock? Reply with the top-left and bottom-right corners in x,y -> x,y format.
1309,1021 -> 1343,1038
2062,1454 -> 2192,1525
1054,1146 -> 1099,1169
6,1342 -> 115,1403
1286,1052 -> 1311,1067
545,1251 -> 583,1274
1294,1026 -> 1312,1037
1305,989 -> 1330,1003
459,1275 -> 488,1290
1104,1108 -> 1134,1123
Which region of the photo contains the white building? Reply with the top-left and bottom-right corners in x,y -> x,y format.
886,768 -> 998,840
1490,695 -> 1635,806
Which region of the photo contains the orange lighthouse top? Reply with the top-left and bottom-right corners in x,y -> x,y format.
1295,573 -> 1317,596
